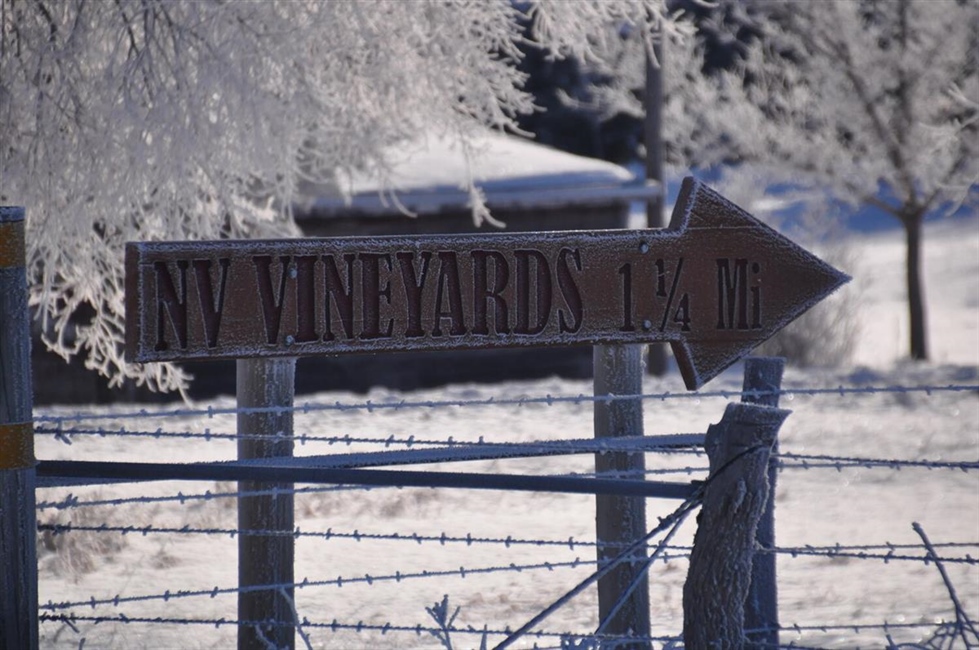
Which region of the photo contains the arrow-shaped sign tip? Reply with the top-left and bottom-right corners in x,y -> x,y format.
669,177 -> 851,390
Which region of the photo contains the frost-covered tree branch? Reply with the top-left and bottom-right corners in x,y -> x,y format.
0,0 -> 683,395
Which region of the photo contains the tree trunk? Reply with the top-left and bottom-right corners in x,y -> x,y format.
904,214 -> 928,360
682,402 -> 788,649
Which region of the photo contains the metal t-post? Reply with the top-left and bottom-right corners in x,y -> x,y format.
0,206 -> 38,650
742,357 -> 784,648
594,344 -> 650,649
237,357 -> 296,650
645,41 -> 668,378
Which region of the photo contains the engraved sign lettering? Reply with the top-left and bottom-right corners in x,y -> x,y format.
125,177 -> 850,389
716,258 -> 762,331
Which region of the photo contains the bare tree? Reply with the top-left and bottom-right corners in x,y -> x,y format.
0,0 -> 685,394
727,0 -> 978,361
580,0 -> 978,362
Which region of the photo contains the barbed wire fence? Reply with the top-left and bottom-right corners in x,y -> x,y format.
26,376 -> 979,649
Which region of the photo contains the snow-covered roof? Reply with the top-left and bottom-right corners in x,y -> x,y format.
297,131 -> 659,217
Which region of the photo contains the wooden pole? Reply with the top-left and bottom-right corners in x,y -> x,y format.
742,357 -> 784,648
0,206 -> 39,650
594,344 -> 650,649
645,39 -> 668,377
238,357 -> 296,650
682,387 -> 789,648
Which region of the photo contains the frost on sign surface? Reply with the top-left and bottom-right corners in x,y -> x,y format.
125,178 -> 849,390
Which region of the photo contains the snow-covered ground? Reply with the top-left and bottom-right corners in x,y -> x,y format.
35,214 -> 978,649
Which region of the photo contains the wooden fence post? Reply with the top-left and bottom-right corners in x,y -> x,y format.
742,357 -> 784,648
0,206 -> 39,650
594,344 -> 650,649
238,358 -> 296,650
682,377 -> 789,649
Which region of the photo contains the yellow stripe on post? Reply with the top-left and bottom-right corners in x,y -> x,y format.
0,213 -> 30,476
0,218 -> 26,269
0,423 -> 35,470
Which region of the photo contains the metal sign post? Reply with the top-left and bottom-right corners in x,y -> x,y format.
741,356 -> 785,648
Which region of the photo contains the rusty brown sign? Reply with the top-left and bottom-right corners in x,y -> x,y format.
125,177 -> 849,389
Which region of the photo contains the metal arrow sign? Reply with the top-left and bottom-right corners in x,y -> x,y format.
125,177 -> 850,389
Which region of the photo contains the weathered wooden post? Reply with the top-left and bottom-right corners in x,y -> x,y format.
594,344 -> 650,649
682,373 -> 789,649
238,358 -> 296,650
0,206 -> 39,650
742,357 -> 784,648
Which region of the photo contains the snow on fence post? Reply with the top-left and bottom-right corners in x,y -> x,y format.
682,366 -> 789,649
741,357 -> 785,648
237,358 -> 296,650
0,206 -> 39,650
593,343 -> 651,649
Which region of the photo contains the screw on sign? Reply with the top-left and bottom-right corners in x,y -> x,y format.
125,177 -> 850,389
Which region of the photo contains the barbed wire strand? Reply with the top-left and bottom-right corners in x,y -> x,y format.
33,383 -> 979,426
38,611 -> 692,645
33,520 -> 979,568
777,452 -> 979,472
40,557 -> 606,613
37,610 -> 951,648
35,425 -> 704,448
36,484 -> 376,512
